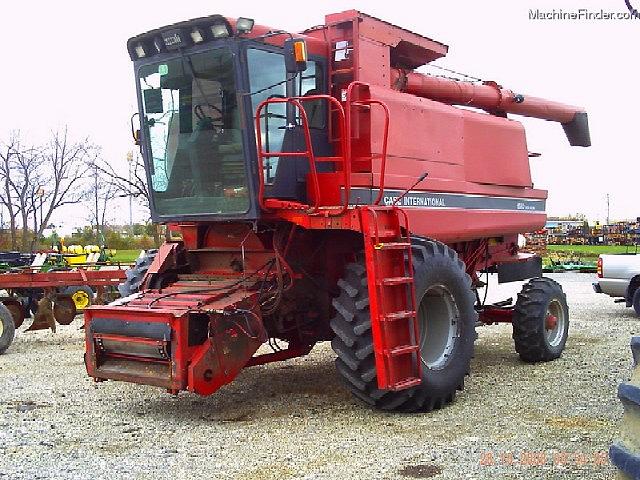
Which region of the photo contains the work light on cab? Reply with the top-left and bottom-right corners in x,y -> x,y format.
210,22 -> 231,38
236,17 -> 255,34
134,43 -> 146,58
190,27 -> 205,44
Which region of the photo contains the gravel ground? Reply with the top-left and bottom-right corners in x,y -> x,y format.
0,272 -> 637,479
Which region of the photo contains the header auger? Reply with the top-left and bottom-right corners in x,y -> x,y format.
84,10 -> 588,411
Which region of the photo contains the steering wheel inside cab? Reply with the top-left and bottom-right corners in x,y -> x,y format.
194,104 -> 224,133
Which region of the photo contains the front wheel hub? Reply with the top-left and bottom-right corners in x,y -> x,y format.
544,299 -> 566,348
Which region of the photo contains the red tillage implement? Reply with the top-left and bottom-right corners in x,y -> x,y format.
0,269 -> 126,330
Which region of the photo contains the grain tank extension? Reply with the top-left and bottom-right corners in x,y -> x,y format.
84,11 -> 589,411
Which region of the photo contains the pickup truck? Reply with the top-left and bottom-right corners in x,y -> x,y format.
593,254 -> 640,316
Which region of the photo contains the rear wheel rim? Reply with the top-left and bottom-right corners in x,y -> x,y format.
71,291 -> 90,310
418,285 -> 459,370
545,299 -> 566,347
0,318 -> 4,337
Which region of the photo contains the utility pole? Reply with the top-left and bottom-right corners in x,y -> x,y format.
606,193 -> 610,225
94,164 -> 100,243
127,151 -> 134,236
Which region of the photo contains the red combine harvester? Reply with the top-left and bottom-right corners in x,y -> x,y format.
84,11 -> 590,411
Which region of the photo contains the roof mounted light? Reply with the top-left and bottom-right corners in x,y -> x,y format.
236,17 -> 255,34
190,27 -> 205,44
134,43 -> 147,58
210,22 -> 231,38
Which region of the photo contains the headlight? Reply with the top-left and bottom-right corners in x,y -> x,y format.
134,43 -> 147,59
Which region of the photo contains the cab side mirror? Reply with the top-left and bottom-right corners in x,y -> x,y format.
284,38 -> 308,74
130,113 -> 141,146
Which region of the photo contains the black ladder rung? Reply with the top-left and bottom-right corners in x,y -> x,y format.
387,344 -> 419,356
379,276 -> 413,286
382,310 -> 417,321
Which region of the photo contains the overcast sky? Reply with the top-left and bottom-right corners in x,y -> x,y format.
1,0 -> 637,233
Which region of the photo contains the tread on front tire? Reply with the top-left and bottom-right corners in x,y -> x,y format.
512,277 -> 569,363
632,288 -> 640,317
330,238 -> 477,412
118,250 -> 158,297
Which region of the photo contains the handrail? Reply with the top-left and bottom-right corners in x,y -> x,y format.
254,95 -> 350,215
345,82 -> 391,206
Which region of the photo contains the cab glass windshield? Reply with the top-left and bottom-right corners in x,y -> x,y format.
138,48 -> 249,216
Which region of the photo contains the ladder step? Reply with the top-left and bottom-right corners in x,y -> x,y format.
374,242 -> 411,250
379,276 -> 413,286
382,310 -> 417,321
387,344 -> 419,356
389,377 -> 421,391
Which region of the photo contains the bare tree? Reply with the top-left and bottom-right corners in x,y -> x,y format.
92,151 -> 150,213
12,144 -> 42,250
0,128 -> 95,251
0,133 -> 20,250
88,165 -> 117,245
91,151 -> 159,245
27,128 -> 93,248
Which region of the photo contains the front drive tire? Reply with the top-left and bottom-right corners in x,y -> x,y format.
512,278 -> 569,363
0,303 -> 16,355
330,238 -> 477,412
118,250 -> 158,297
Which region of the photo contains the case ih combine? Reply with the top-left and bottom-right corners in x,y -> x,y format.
84,11 -> 590,411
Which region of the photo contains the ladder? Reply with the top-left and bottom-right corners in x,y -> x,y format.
326,19 -> 358,103
359,206 -> 422,391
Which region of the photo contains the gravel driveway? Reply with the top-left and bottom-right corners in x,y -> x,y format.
0,273 -> 636,479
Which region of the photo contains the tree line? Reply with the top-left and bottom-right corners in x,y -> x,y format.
0,128 -> 150,252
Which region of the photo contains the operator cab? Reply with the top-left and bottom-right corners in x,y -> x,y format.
129,15 -> 330,222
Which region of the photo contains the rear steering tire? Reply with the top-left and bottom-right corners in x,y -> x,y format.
512,278 -> 569,363
632,288 -> 640,317
609,337 -> 640,479
0,303 -> 16,355
330,238 -> 477,412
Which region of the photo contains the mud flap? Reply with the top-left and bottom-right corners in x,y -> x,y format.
188,313 -> 264,395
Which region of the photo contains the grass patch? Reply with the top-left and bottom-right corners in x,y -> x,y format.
110,249 -> 142,264
547,244 -> 639,258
